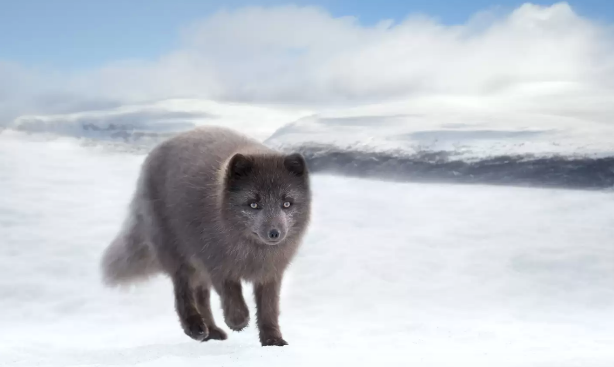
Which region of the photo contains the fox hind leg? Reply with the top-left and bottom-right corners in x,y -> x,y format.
172,268 -> 210,341
195,285 -> 228,341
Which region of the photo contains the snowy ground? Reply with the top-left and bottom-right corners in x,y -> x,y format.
1,132 -> 613,366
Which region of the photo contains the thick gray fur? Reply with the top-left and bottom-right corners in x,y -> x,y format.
101,126 -> 311,346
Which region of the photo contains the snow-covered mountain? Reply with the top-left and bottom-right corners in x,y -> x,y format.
8,98 -> 312,145
5,97 -> 614,189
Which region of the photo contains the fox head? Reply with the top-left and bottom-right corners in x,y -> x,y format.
222,152 -> 311,246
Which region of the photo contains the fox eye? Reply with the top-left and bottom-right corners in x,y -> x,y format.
283,201 -> 292,208
250,202 -> 259,209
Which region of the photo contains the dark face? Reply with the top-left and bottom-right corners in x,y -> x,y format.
223,152 -> 311,246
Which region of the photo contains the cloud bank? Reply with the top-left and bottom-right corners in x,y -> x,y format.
2,2 -> 614,127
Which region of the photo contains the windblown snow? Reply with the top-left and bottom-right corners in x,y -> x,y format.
1,132 -> 613,367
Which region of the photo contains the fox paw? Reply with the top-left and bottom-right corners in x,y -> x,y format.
182,315 -> 209,341
203,326 -> 228,341
224,306 -> 250,331
261,336 -> 288,347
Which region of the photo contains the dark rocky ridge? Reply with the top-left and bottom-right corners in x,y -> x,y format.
282,144 -> 614,190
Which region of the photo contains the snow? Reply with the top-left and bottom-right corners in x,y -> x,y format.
1,131 -> 613,366
265,98 -> 614,160
9,98 -> 313,143
8,96 -> 614,161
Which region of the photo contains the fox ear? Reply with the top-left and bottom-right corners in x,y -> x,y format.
284,153 -> 306,176
227,153 -> 253,180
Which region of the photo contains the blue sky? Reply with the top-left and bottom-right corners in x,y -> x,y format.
0,0 -> 612,69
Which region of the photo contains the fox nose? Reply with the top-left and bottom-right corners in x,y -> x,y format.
268,229 -> 281,240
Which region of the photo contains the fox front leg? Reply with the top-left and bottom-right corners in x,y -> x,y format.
215,279 -> 250,332
254,278 -> 287,346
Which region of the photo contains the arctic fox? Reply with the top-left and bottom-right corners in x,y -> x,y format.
101,126 -> 311,346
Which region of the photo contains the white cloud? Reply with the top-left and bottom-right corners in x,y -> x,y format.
2,2 -> 614,127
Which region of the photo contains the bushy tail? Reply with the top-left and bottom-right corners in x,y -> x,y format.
101,212 -> 160,287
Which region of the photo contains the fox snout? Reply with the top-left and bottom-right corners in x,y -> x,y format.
258,225 -> 286,244
255,214 -> 288,245
268,229 -> 281,240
